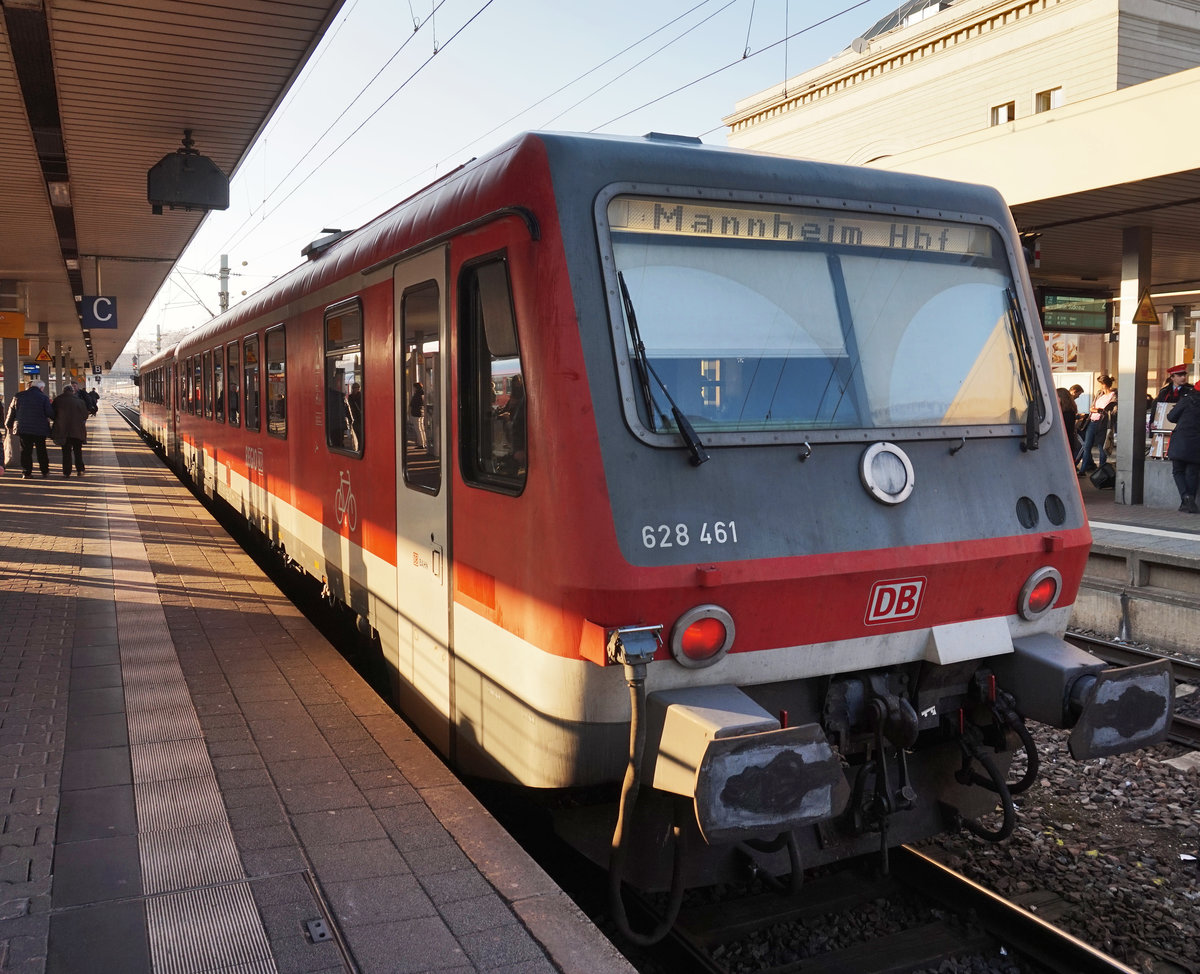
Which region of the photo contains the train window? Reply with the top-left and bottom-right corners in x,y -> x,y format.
202,350 -> 213,419
226,341 -> 240,427
401,281 -> 440,494
324,300 -> 363,456
243,336 -> 261,432
458,256 -> 526,492
214,349 -> 224,423
192,356 -> 202,416
605,194 -> 1030,439
266,325 -> 287,439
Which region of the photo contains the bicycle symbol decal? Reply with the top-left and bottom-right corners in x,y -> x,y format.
334,469 -> 358,531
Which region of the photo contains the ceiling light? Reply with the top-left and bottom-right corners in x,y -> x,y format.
48,181 -> 71,207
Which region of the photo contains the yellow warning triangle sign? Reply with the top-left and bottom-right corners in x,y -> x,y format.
1132,289 -> 1160,325
35,346 -> 52,362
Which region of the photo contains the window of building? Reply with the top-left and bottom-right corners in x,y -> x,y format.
1035,87 -> 1063,113
459,256 -> 526,492
266,325 -> 287,438
324,300 -> 364,455
401,281 -> 440,494
214,349 -> 224,423
243,335 -> 261,432
226,341 -> 240,426
990,101 -> 1015,125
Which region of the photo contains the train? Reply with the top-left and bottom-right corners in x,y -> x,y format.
139,130 -> 1172,936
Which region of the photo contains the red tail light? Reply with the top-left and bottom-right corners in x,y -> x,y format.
670,605 -> 735,668
1018,567 -> 1062,620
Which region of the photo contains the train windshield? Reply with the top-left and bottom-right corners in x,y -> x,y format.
606,195 -> 1033,436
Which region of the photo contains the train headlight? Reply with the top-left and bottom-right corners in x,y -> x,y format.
1018,567 -> 1062,620
670,605 -> 735,668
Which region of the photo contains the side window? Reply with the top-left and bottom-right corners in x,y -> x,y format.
324,300 -> 364,455
459,256 -> 526,492
244,336 -> 261,432
202,350 -> 213,419
214,348 -> 225,423
192,356 -> 202,415
225,341 -> 240,427
401,281 -> 440,494
266,325 -> 287,438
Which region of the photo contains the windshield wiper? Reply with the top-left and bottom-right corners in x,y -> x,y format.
617,271 -> 709,466
1006,287 -> 1043,452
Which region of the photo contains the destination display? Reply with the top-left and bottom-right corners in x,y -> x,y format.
1039,290 -> 1112,334
608,195 -> 995,257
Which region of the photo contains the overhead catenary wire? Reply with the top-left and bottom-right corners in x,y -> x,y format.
155,0 -> 885,331
592,0 -> 877,131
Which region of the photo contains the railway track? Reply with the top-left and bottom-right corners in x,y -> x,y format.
1066,630 -> 1200,748
624,846 -> 1138,974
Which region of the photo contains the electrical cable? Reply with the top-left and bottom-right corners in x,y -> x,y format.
170,0 -> 883,325
592,0 -> 876,132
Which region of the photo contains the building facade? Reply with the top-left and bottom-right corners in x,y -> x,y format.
724,0 -> 1200,505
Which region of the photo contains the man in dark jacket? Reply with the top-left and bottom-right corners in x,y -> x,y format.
1167,387 -> 1200,512
5,379 -> 55,478
53,385 -> 90,477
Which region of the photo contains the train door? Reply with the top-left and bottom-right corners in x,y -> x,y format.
394,249 -> 452,753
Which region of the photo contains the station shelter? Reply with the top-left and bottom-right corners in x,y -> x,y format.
724,0 -> 1200,507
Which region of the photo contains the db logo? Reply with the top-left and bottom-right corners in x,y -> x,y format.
865,577 -> 926,625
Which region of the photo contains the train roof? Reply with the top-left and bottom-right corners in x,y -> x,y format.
170,130 -> 1014,354
139,342 -> 179,372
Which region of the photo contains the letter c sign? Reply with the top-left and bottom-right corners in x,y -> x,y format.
81,296 -> 118,329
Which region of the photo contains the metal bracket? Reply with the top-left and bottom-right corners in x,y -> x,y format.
606,624 -> 662,666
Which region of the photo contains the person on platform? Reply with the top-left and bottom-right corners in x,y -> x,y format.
1167,385 -> 1200,513
408,380 -> 427,451
5,379 -> 55,478
1057,386 -> 1081,458
1075,374 -> 1116,475
52,384 -> 90,477
1155,364 -> 1192,404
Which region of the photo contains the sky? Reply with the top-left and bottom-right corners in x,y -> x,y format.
128,0 -> 910,356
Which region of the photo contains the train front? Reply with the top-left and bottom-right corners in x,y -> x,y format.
549,138 -> 1174,900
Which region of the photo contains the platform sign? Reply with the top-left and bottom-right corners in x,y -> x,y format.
0,310 -> 25,339
1040,290 -> 1111,334
81,296 -> 118,329
23,363 -> 39,374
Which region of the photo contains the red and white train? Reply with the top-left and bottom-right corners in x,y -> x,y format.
140,131 -> 1171,910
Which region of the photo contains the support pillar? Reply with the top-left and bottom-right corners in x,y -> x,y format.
37,321 -> 48,386
2,338 -> 17,405
1116,226 -> 1152,505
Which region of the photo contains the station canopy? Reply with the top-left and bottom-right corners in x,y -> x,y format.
0,0 -> 344,371
869,65 -> 1200,319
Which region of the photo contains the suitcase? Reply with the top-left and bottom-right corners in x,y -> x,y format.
1090,463 -> 1115,489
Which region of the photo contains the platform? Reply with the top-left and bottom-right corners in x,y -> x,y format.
0,409 -> 634,974
1075,474 -> 1200,653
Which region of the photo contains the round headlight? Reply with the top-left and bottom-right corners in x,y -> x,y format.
670,604 -> 735,668
1018,567 -> 1062,620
